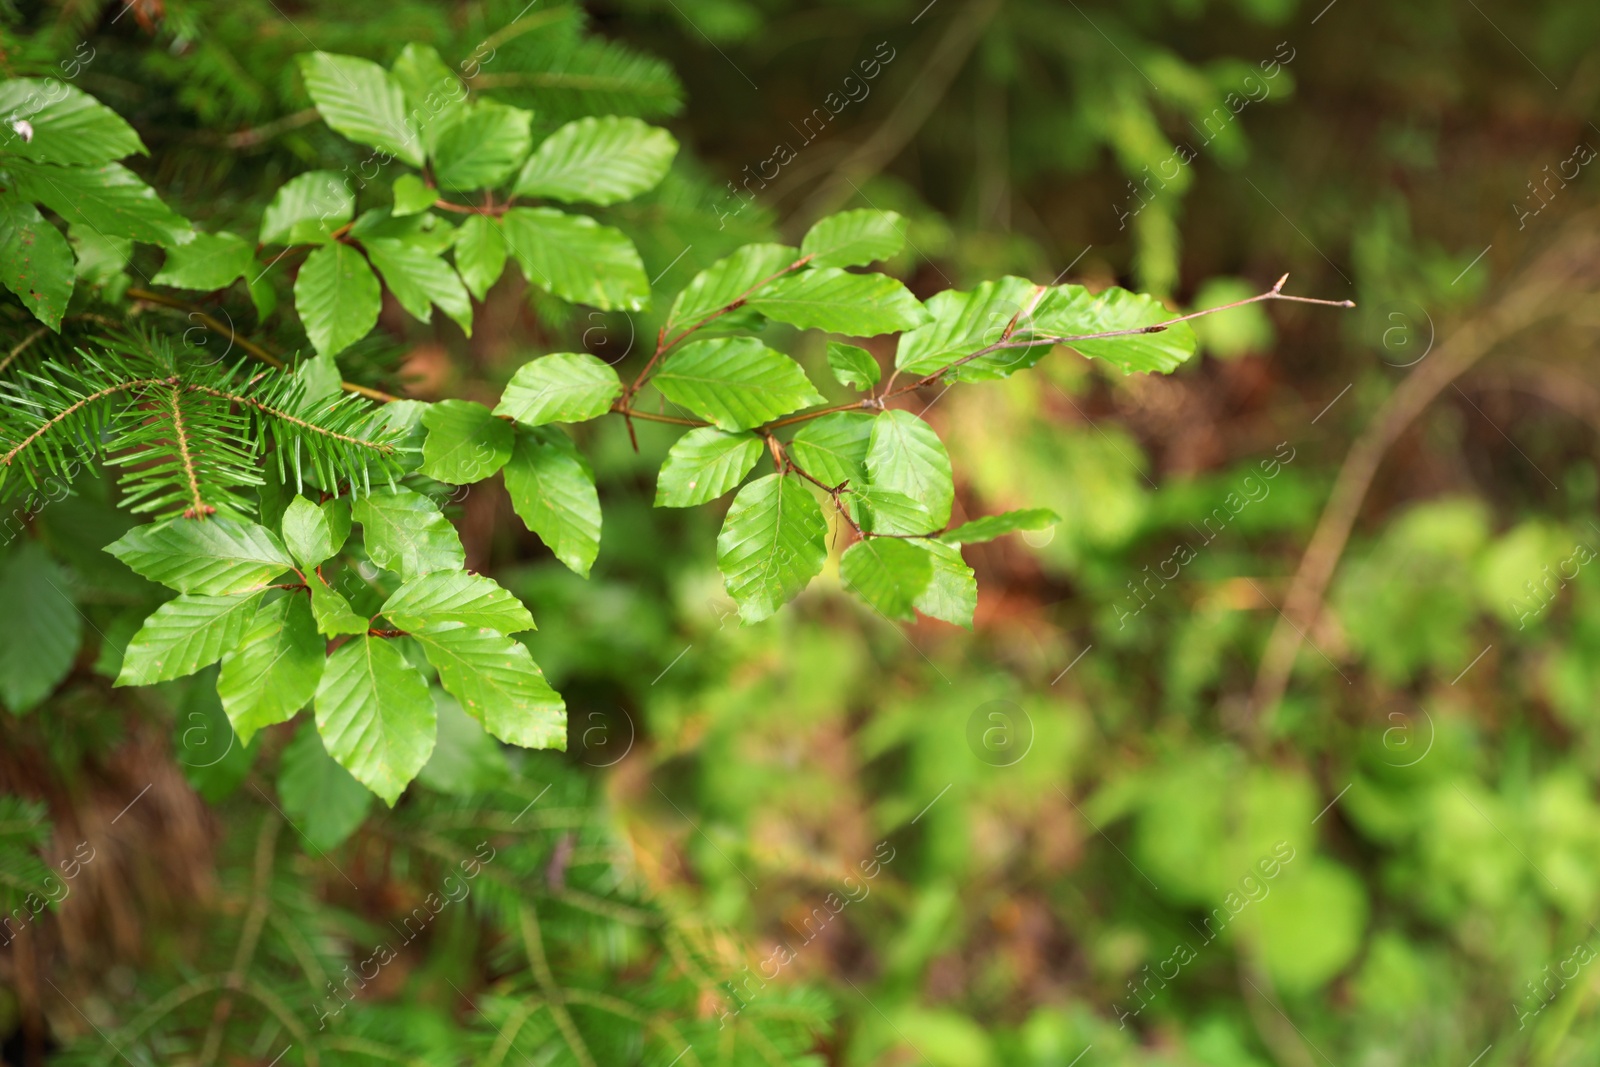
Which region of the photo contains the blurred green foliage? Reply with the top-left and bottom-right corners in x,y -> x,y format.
5,0 -> 1600,1065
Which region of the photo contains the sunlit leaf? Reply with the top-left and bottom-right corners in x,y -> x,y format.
314,635 -> 435,805
655,427 -> 764,507
502,427 -> 601,578
801,209 -> 906,269
717,473 -> 827,623
494,353 -> 622,427
420,399 -> 513,484
513,115 -> 677,205
653,337 -> 824,431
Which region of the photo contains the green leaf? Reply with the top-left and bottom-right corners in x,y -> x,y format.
309,577 -> 369,637
420,399 -> 513,484
314,635 -> 435,805
801,209 -> 906,268
217,595 -> 325,744
894,276 -> 1047,379
296,243 -> 382,356
748,269 -> 930,336
363,237 -> 473,334
349,205 -> 454,253
939,508 -> 1060,544
413,628 -> 565,749
392,174 -> 435,217
248,272 -> 278,320
295,350 -> 342,405
70,225 -> 131,289
297,51 -> 423,167
453,214 -> 507,301
294,242 -> 381,358
418,691 -> 511,795
826,341 -> 880,390
840,538 -> 932,623
499,206 -> 650,311
106,518 -> 294,595
116,592 -> 264,686
390,43 -> 468,156
655,427 -> 764,507
717,473 -> 828,624
865,410 -> 954,529
513,116 -> 677,205
665,243 -> 797,336
432,101 -> 533,190
353,488 -> 465,579
502,427 -> 601,578
381,571 -> 535,634
1031,284 -> 1196,373
281,496 -> 350,569
846,486 -> 935,536
0,194 -> 74,330
0,543 -> 82,712
494,353 -> 622,428
6,160 -> 191,246
0,79 -> 144,165
276,722 -> 372,850
788,411 -> 873,490
153,231 -> 255,290
653,337 -> 824,431
910,540 -> 976,629
259,171 -> 353,245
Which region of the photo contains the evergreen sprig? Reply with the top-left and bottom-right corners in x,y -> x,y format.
0,331 -> 403,518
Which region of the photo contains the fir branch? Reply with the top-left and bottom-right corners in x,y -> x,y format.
160,381 -> 210,518
186,386 -> 396,456
0,332 -> 405,517
126,289 -> 404,405
0,378 -> 161,472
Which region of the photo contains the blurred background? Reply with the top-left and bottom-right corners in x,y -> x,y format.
5,0 -> 1600,1064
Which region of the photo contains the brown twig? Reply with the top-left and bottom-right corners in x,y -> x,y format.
622,255 -> 814,408
794,0 -> 1003,223
883,274 -> 1355,400
431,198 -> 510,217
766,431 -> 861,534
1247,231 -> 1597,727
126,288 -> 403,404
222,108 -> 320,149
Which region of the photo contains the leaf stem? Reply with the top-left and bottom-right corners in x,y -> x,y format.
882,273 -> 1355,399
622,254 -> 813,404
